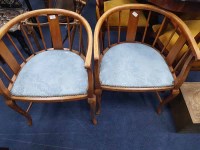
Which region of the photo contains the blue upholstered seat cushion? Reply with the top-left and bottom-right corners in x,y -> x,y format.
11,50 -> 88,97
100,43 -> 174,88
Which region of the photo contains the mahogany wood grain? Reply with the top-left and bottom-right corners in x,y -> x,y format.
126,10 -> 140,42
48,14 -> 63,49
0,41 -> 20,74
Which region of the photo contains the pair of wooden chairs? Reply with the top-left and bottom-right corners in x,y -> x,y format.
0,4 -> 199,125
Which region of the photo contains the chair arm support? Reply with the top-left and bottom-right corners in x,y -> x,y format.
86,68 -> 94,97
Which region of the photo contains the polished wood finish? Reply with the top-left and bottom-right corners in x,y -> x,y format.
0,9 -> 96,125
48,14 -> 63,49
94,4 -> 200,114
148,0 -> 200,14
126,10 -> 140,42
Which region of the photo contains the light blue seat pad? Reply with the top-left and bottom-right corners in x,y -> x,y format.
11,50 -> 88,97
100,43 -> 174,88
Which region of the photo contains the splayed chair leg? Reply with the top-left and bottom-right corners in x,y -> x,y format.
6,100 -> 32,126
157,89 -> 179,114
95,89 -> 102,115
88,95 -> 97,125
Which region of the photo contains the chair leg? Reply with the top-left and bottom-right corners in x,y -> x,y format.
95,89 -> 102,115
157,89 -> 179,114
5,100 -> 32,126
88,95 -> 97,125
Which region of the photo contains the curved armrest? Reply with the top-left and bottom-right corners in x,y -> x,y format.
84,22 -> 93,69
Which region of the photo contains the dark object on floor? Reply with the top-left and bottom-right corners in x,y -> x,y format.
171,82 -> 200,133
0,148 -> 9,150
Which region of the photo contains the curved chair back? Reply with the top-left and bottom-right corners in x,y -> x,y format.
0,9 -> 93,99
94,4 -> 200,90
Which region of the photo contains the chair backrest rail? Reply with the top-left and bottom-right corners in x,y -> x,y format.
142,10 -> 151,43
0,67 -> 13,83
0,41 -> 20,74
117,11 -> 121,43
166,34 -> 186,66
66,17 -> 72,51
174,50 -> 190,73
6,33 -> 26,62
152,16 -> 167,47
161,26 -> 178,54
79,24 -> 83,54
20,23 -> 36,54
126,10 -> 140,42
36,16 -> 47,50
48,14 -> 63,49
106,17 -> 111,48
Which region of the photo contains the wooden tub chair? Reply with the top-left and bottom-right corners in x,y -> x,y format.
0,9 -> 97,125
94,4 -> 200,114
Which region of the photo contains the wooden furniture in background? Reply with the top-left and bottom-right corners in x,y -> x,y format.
149,0 -> 200,70
152,22 -> 200,70
171,82 -> 200,133
148,0 -> 200,14
44,0 -> 87,44
94,4 -> 200,114
0,9 -> 96,125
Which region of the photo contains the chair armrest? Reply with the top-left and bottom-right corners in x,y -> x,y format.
84,23 -> 93,69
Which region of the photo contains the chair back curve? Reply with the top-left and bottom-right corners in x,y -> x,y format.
94,4 -> 200,90
0,9 -> 93,99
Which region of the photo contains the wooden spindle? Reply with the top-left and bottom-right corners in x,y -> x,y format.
175,53 -> 194,88
66,17 -> 72,50
79,23 -> 83,54
155,91 -> 162,103
20,23 -> 35,54
106,17 -> 110,48
36,17 -> 47,50
6,33 -> 26,62
27,25 -> 42,51
0,41 -> 20,74
26,102 -> 33,113
142,11 -> 151,43
118,11 -> 121,43
71,23 -> 77,49
174,50 -> 189,72
166,34 -> 186,66
99,30 -> 103,54
161,26 -> 178,54
0,67 -> 13,83
152,16 -> 167,47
